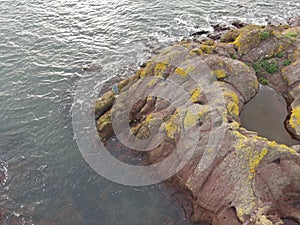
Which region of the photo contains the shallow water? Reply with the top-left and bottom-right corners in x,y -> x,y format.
1,0 -> 300,224
240,85 -> 299,146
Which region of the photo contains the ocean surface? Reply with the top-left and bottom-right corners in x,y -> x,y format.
1,0 -> 300,224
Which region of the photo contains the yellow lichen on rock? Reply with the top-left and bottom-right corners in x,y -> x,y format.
235,192 -> 258,222
190,88 -> 202,103
233,131 -> 247,150
198,105 -> 209,118
184,109 -> 199,128
249,148 -> 268,178
165,114 -> 179,139
96,112 -> 113,140
236,208 -> 245,221
190,48 -> 203,55
226,101 -> 239,116
138,62 -> 156,77
213,70 -> 227,79
224,90 -> 239,105
254,215 -> 273,225
289,106 -> 300,132
230,25 -> 262,55
97,113 -> 111,130
233,131 -> 268,179
231,32 -> 243,51
144,114 -> 153,124
154,62 -> 167,77
95,91 -> 115,118
200,44 -> 215,54
228,120 -> 240,130
267,140 -> 297,155
266,140 -> 279,149
175,67 -> 188,78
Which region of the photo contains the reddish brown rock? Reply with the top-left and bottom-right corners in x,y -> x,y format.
95,18 -> 300,225
0,212 -> 6,223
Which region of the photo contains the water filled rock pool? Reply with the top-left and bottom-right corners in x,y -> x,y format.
240,85 -> 299,146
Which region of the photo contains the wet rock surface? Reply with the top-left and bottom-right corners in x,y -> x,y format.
95,17 -> 300,225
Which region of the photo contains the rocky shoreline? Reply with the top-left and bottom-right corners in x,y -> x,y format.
95,17 -> 300,225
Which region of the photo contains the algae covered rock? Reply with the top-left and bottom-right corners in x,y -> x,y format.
95,19 -> 300,225
95,90 -> 115,119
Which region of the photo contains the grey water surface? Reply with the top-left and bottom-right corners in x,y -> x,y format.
240,85 -> 299,146
1,0 -> 300,224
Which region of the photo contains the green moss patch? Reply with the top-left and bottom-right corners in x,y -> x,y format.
230,53 -> 238,60
258,77 -> 269,85
285,32 -> 298,38
276,52 -> 285,58
260,31 -> 271,40
253,59 -> 278,74
283,59 -> 292,66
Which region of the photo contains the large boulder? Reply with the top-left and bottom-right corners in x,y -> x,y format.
95,20 -> 300,225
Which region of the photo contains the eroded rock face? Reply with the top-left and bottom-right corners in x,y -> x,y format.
95,18 -> 300,225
